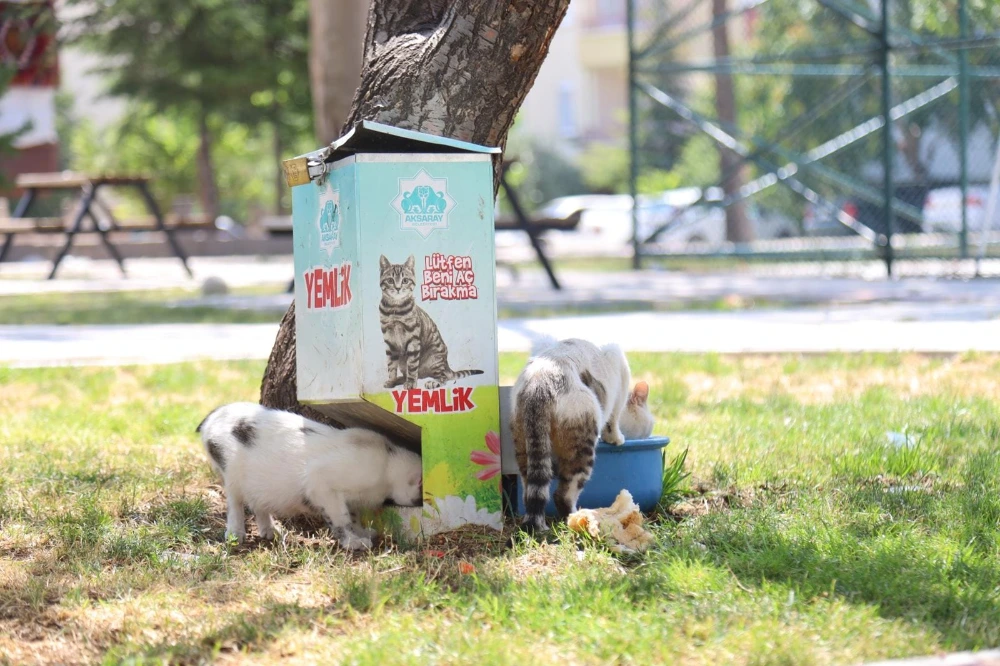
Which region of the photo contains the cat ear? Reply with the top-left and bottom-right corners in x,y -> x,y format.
631,381 -> 649,404
379,254 -> 390,272
405,255 -> 415,271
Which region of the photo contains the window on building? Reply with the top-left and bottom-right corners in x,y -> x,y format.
558,81 -> 577,139
594,0 -> 625,27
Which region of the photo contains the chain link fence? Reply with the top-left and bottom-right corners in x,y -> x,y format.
628,0 -> 1000,275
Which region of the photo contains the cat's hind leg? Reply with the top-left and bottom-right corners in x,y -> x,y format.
308,488 -> 372,551
554,465 -> 595,518
348,510 -> 377,540
224,483 -> 247,543
552,410 -> 599,518
252,508 -> 276,541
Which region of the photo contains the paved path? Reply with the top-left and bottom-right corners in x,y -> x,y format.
865,650 -> 1000,666
6,255 -> 1000,308
5,305 -> 1000,368
6,256 -> 1000,367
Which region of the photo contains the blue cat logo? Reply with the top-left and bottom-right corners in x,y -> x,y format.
401,186 -> 448,215
392,170 -> 455,238
317,190 -> 341,252
320,201 -> 339,236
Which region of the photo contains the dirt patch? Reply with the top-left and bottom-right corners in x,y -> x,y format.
0,616 -> 100,666
661,483 -> 763,520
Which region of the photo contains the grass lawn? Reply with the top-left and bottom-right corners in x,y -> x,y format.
3,353 -> 1000,664
0,288 -> 288,326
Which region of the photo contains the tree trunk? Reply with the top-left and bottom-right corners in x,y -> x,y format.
309,0 -> 369,145
711,0 -> 753,243
260,0 -> 569,420
196,109 -> 221,220
899,122 -> 927,183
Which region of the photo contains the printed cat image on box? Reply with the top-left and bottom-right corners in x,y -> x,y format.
378,254 -> 483,390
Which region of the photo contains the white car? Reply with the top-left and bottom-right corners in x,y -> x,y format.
923,185 -> 1000,233
645,200 -> 798,248
496,189 -> 798,255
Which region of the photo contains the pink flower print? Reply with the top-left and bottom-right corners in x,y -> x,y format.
470,431 -> 501,481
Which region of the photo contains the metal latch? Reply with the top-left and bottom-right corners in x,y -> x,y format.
282,147 -> 332,187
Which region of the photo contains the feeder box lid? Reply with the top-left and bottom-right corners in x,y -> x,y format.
282,120 -> 500,187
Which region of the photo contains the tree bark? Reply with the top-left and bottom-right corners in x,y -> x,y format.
260,0 -> 569,420
196,108 -> 221,220
309,0 -> 369,145
711,0 -> 753,243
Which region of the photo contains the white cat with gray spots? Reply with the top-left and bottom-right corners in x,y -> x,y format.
197,403 -> 422,550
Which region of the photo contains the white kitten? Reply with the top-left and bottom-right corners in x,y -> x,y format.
197,402 -> 422,550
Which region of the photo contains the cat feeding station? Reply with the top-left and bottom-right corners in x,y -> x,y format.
283,121 -> 504,537
284,121 -> 672,539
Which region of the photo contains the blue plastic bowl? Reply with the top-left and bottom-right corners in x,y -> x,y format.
513,436 -> 671,515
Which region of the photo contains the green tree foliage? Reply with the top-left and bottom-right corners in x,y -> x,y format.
64,0 -> 312,218
499,123 -> 587,213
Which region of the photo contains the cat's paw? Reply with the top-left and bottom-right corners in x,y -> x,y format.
384,377 -> 401,388
339,532 -> 373,551
424,379 -> 441,389
224,528 -> 246,544
404,379 -> 416,390
353,525 -> 378,540
604,429 -> 626,446
520,516 -> 550,534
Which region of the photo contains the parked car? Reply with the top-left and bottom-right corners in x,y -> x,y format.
803,186 -> 927,237
922,185 -> 1000,234
803,197 -> 858,237
650,202 -> 798,248
524,188 -> 797,249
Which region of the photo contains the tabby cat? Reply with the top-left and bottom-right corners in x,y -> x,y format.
378,254 -> 483,389
512,338 -> 653,532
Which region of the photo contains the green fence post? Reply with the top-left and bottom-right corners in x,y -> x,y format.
959,0 -> 970,258
628,0 -> 641,270
880,0 -> 895,276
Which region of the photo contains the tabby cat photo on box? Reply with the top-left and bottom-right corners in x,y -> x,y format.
378,254 -> 483,390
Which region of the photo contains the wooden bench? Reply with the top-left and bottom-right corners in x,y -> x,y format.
0,217 -> 67,234
497,162 -> 583,290
114,214 -> 217,231
2,172 -> 198,279
261,215 -> 293,237
494,209 -> 582,232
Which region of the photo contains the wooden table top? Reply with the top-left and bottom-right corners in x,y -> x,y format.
16,172 -> 152,190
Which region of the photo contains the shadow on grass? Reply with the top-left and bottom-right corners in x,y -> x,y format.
675,482 -> 1000,649
103,601 -> 329,664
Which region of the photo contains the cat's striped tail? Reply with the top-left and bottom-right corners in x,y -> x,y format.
518,385 -> 555,532
448,369 -> 484,381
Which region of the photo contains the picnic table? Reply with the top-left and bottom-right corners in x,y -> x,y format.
1,172 -> 211,279
495,160 -> 582,290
